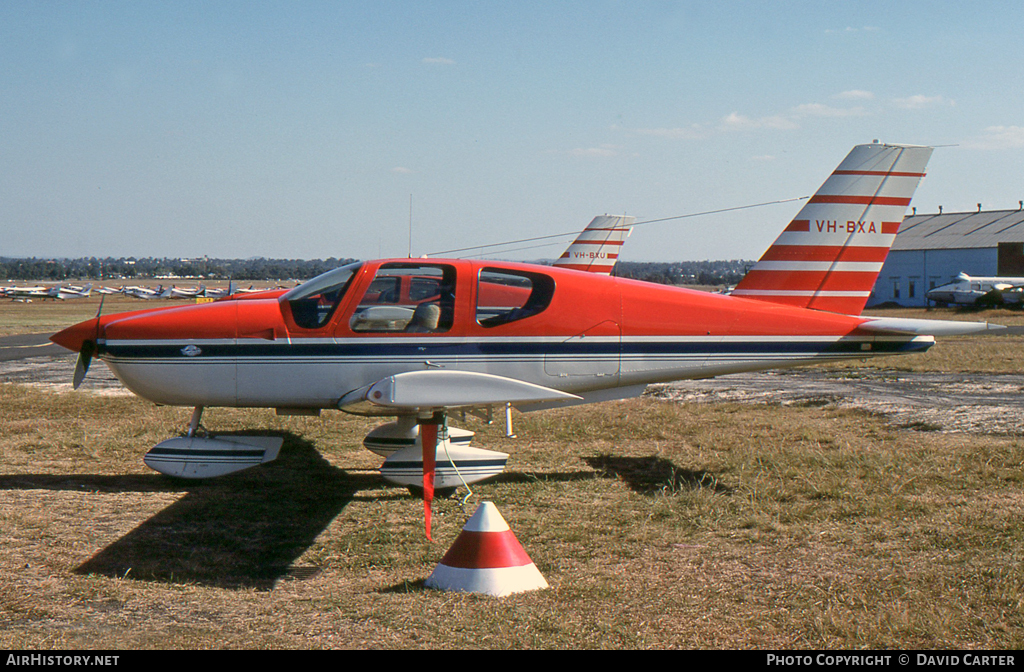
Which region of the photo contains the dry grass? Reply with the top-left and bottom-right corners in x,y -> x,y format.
1,382 -> 1022,649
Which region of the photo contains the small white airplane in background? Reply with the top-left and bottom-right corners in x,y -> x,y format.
56,283 -> 93,300
169,284 -> 206,299
926,272 -> 1024,306
122,285 -> 173,300
202,282 -> 237,299
231,284 -> 271,295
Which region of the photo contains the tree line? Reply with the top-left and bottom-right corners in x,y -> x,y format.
612,260 -> 751,286
1,256 -> 752,286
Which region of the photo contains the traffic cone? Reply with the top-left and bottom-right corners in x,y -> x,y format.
425,501 -> 548,597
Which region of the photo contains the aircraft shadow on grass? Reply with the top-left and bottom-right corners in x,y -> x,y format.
584,455 -> 731,495
0,433 -> 381,590
0,432 -> 633,590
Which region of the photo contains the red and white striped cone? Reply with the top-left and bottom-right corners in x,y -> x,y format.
425,501 -> 548,597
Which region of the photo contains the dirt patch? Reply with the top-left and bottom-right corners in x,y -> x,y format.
0,355 -> 128,396
649,368 -> 1024,435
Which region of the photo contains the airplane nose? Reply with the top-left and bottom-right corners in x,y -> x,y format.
52,299 -> 284,354
51,318 -> 99,353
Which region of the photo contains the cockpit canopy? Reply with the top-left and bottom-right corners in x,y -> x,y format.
281,260 -> 557,333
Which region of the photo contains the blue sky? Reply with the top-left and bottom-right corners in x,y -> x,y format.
2,1 -> 1023,262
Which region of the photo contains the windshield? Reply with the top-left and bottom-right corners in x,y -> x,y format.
282,262 -> 362,329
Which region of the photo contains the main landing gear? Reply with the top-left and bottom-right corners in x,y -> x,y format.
371,413 -> 509,495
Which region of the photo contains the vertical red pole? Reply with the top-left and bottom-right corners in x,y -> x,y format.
420,421 -> 437,541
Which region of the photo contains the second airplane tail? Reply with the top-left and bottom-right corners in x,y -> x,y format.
554,214 -> 635,275
731,142 -> 933,315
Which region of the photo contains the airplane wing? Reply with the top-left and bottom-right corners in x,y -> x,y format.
337,370 -> 581,416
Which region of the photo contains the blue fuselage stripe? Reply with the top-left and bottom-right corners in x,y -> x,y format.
99,338 -> 925,360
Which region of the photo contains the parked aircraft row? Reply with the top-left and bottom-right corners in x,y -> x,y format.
2,282 -> 281,301
51,142 -> 1005,540
105,282 -> 283,299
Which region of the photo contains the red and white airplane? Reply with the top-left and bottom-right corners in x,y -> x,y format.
50,142 -> 1001,538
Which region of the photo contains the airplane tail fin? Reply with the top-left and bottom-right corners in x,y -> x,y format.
731,143 -> 933,315
553,214 -> 635,274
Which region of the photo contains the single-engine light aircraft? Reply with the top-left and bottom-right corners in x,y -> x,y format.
926,272 -> 1024,306
50,142 -> 1002,538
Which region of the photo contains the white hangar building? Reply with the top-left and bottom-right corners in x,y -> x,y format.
867,206 -> 1024,308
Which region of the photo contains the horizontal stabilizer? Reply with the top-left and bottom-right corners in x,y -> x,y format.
338,370 -> 581,415
858,316 -> 1006,336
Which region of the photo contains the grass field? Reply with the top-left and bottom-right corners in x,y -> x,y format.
1,301 -> 1022,649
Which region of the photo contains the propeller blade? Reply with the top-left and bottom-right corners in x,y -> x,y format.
71,294 -> 105,390
73,340 -> 95,390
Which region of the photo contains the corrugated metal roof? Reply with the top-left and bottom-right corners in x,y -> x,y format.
893,208 -> 1024,250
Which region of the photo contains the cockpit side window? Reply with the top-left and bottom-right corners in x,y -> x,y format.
476,268 -> 555,327
282,262 -> 361,330
350,263 -> 456,333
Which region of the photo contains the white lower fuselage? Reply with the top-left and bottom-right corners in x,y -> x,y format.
98,333 -> 931,410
